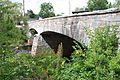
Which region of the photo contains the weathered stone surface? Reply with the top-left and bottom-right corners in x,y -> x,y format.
29,9 -> 120,54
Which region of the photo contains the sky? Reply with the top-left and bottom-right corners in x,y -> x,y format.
10,0 -> 115,15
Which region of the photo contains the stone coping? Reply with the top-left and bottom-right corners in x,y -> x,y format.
38,8 -> 120,20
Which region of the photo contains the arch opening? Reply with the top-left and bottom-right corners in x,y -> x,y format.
29,28 -> 38,36
40,31 -> 87,58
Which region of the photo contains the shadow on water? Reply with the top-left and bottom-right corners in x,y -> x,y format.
13,45 -> 32,54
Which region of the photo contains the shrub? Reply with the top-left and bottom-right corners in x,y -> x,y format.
55,25 -> 120,80
1,25 -> 120,80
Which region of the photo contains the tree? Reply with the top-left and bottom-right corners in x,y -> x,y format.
26,10 -> 37,19
38,2 -> 55,18
113,0 -> 120,8
87,0 -> 111,11
0,0 -> 27,49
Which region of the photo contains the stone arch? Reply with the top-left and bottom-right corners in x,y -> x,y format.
29,28 -> 38,36
40,31 -> 87,58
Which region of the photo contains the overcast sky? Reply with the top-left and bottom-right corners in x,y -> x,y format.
11,0 -> 115,15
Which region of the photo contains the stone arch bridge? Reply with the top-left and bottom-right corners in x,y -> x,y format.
28,9 -> 120,55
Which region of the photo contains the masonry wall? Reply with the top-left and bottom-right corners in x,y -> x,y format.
29,10 -> 120,54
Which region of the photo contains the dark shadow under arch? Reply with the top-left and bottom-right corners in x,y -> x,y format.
29,28 -> 38,35
40,31 -> 87,58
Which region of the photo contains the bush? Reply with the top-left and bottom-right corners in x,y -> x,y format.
0,48 -> 65,80
1,25 -> 120,80
55,25 -> 120,80
0,52 -> 58,80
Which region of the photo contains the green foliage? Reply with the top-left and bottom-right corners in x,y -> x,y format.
113,0 -> 120,8
38,2 -> 55,18
0,0 -> 27,48
0,1 -> 27,74
1,25 -> 120,80
55,25 -> 120,80
0,16 -> 26,47
0,0 -> 23,23
87,0 -> 111,11
0,49 -> 62,80
26,10 -> 37,19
